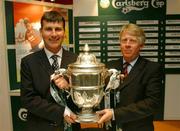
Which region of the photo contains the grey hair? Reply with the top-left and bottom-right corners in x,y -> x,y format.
119,23 -> 146,45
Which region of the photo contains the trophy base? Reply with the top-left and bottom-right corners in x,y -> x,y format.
76,113 -> 99,123
81,122 -> 103,129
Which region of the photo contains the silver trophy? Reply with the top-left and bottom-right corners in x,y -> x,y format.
51,44 -> 121,123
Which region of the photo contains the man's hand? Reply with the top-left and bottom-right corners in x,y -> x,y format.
64,112 -> 77,124
96,109 -> 113,124
64,106 -> 77,124
51,74 -> 69,90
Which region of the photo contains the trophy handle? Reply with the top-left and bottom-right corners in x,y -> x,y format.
54,68 -> 67,76
50,68 -> 71,104
105,69 -> 121,93
50,68 -> 68,81
56,68 -> 72,96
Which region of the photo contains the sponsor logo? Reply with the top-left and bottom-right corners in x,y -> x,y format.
18,108 -> 28,121
111,0 -> 165,14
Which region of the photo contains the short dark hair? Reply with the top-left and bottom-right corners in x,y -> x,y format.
40,10 -> 65,30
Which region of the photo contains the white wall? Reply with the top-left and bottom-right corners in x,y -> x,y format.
167,0 -> 180,14
165,0 -> 180,120
0,0 -> 13,131
164,75 -> 180,120
73,0 -> 98,16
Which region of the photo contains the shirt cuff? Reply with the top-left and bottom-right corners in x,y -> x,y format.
63,106 -> 71,117
111,108 -> 115,120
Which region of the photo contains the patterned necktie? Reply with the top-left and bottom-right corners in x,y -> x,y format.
51,55 -> 59,71
122,62 -> 129,77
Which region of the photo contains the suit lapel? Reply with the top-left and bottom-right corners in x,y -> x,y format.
37,49 -> 54,76
61,49 -> 72,68
119,57 -> 146,90
107,58 -> 123,70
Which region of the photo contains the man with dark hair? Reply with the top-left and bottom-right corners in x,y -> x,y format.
21,10 -> 79,131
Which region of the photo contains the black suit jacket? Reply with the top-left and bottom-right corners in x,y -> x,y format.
20,48 -> 79,131
106,56 -> 163,131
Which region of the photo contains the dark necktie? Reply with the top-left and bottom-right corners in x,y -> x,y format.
51,55 -> 59,71
122,62 -> 129,77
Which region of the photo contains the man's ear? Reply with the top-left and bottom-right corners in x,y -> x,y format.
39,28 -> 42,32
39,28 -> 42,36
140,44 -> 144,49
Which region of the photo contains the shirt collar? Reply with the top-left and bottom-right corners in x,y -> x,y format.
44,47 -> 63,60
123,56 -> 139,67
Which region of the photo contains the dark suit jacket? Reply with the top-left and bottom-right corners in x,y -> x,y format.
20,48 -> 79,131
106,56 -> 163,131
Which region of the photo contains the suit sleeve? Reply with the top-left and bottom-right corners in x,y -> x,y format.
20,57 -> 65,125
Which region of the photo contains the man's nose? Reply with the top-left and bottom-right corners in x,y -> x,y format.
51,29 -> 57,36
125,40 -> 131,45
